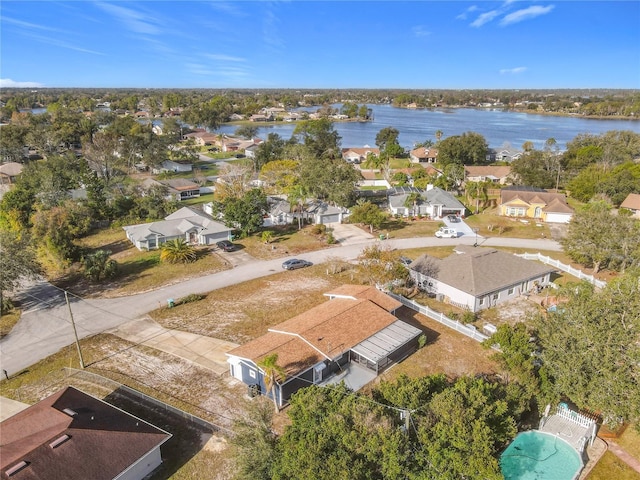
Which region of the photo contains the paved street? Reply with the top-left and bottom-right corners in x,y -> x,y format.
0,235 -> 561,376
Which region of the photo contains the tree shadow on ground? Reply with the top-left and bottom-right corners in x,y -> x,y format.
396,306 -> 441,344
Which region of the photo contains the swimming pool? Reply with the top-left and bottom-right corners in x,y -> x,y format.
500,431 -> 583,480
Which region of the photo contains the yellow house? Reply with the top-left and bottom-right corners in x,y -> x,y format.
500,188 -> 574,223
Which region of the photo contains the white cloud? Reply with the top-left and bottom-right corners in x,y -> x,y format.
471,10 -> 500,27
456,5 -> 478,20
412,26 -> 431,38
95,2 -> 162,35
0,79 -> 44,88
500,67 -> 527,75
205,54 -> 246,62
207,2 -> 246,17
500,5 -> 555,26
2,16 -> 66,33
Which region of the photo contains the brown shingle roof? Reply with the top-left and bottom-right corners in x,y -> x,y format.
324,284 -> 402,312
227,293 -> 400,375
500,189 -> 571,211
464,165 -> 511,178
0,387 -> 170,480
621,193 -> 640,211
412,246 -> 556,297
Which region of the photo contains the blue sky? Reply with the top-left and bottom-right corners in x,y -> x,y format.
1,1 -> 639,89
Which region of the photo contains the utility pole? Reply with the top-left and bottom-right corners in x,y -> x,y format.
65,291 -> 85,369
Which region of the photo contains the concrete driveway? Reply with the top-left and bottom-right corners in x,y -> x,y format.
328,223 -> 375,245
107,318 -> 238,375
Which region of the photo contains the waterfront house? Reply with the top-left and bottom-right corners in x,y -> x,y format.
409,147 -> 438,164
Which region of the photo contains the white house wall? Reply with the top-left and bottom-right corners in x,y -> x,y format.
114,447 -> 163,480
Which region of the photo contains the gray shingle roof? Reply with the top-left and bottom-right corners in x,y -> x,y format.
411,246 -> 556,296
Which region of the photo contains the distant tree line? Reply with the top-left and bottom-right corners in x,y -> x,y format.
2,88 -> 639,123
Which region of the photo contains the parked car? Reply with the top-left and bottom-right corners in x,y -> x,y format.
282,259 -> 313,270
447,215 -> 459,222
216,240 -> 236,252
435,227 -> 458,238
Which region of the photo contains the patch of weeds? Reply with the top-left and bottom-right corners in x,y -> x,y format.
177,293 -> 206,305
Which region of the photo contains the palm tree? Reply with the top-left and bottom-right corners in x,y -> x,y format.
160,238 -> 197,264
466,181 -> 489,214
435,130 -> 443,143
257,353 -> 287,412
287,184 -> 308,229
364,151 -> 390,182
83,249 -> 118,282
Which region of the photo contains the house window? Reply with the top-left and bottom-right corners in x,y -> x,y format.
508,287 -> 515,295
249,370 -> 256,379
479,298 -> 485,306
492,293 -> 499,301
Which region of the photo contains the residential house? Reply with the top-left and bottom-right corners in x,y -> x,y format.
307,201 -> 350,224
152,160 -> 193,175
0,386 -> 171,480
263,197 -> 294,227
493,148 -> 523,163
249,114 -> 273,122
0,162 -> 23,185
358,170 -> 391,189
244,144 -> 260,159
464,165 -> 512,185
410,245 -> 556,312
409,147 -> 438,164
123,206 -> 232,250
183,131 -> 219,146
388,185 -> 466,218
620,193 -> 640,218
141,178 -> 201,202
499,186 -> 574,223
341,147 -> 380,164
226,285 -> 422,408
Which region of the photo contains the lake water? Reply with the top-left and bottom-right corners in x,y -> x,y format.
216,104 -> 640,151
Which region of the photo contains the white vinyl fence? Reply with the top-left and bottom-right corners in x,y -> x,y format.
387,293 -> 492,344
514,253 -> 607,289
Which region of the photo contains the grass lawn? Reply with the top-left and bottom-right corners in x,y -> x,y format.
181,192 -> 215,206
587,451 -> 640,480
464,208 -> 553,240
67,227 -> 230,297
617,425 -> 640,462
0,308 -> 21,339
236,224 -> 334,260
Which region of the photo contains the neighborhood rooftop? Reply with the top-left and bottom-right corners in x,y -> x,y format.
0,386 -> 171,480
412,245 -> 556,297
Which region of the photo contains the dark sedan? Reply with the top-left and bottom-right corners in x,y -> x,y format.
216,240 -> 236,252
282,259 -> 313,270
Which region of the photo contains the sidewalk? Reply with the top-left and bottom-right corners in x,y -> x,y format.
107,318 -> 238,375
608,440 -> 640,473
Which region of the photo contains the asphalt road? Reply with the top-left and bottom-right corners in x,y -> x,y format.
0,235 -> 561,376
